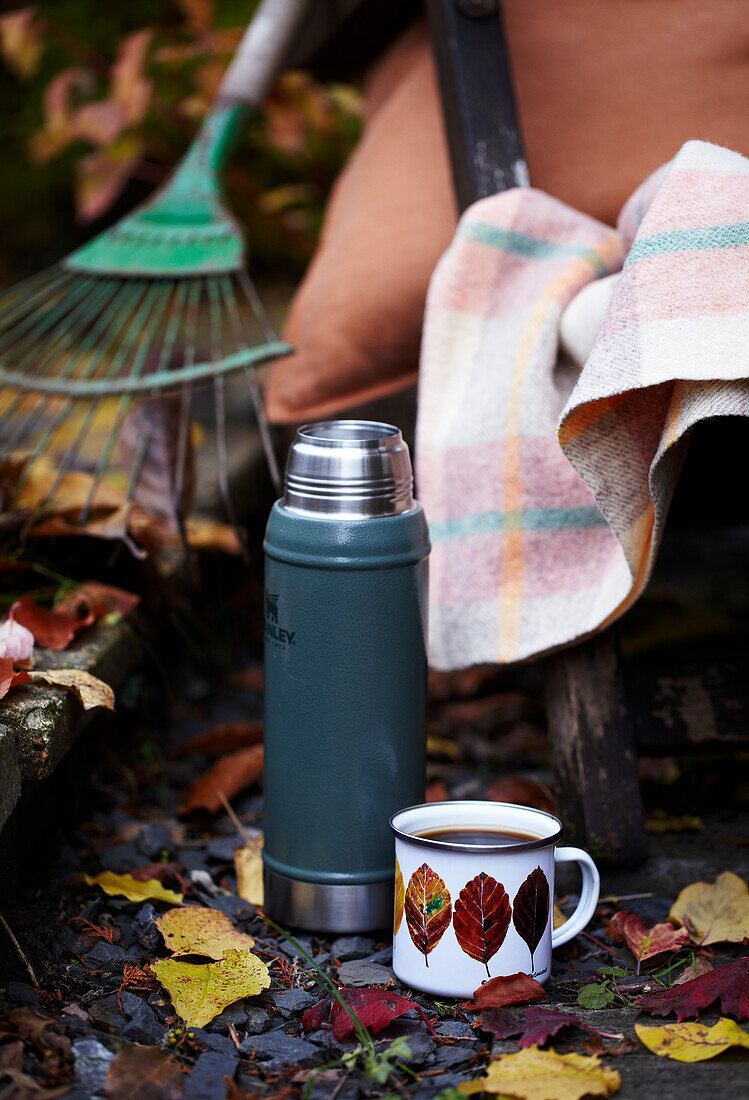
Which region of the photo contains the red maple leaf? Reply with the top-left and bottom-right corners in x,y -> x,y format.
302,989 -> 437,1041
637,956 -> 749,1021
480,1006 -> 623,1048
10,595 -> 94,650
609,910 -> 689,973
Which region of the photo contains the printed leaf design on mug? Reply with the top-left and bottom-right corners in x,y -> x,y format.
453,872 -> 512,978
405,863 -> 452,966
394,857 -> 405,935
512,866 -> 550,972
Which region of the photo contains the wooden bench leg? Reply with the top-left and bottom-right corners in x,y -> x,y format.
545,630 -> 648,863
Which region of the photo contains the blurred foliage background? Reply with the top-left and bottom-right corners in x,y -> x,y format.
0,0 -> 363,288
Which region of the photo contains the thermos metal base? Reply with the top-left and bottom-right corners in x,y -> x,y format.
263,866 -> 393,933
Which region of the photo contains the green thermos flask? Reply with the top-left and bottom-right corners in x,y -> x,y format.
263,420 -> 430,931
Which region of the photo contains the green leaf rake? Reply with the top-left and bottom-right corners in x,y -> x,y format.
0,0 -> 311,551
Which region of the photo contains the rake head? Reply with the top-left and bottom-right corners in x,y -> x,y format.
64,106 -> 248,280
0,266 -> 290,558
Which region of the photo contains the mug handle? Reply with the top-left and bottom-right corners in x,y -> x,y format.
551,846 -> 600,948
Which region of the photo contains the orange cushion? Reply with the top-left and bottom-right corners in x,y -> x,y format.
266,2 -> 749,424
265,20 -> 457,424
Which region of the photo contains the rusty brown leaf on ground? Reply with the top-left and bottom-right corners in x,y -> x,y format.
10,594 -> 94,650
180,745 -> 264,815
472,972 -> 549,1010
174,721 -> 263,758
104,1045 -> 183,1100
608,910 -> 689,973
27,669 -> 115,711
637,956 -> 749,1020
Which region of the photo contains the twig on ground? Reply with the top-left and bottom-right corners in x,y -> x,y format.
217,790 -> 251,843
0,910 -> 38,986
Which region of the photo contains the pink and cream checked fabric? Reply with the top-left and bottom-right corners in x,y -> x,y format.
416,141 -> 749,669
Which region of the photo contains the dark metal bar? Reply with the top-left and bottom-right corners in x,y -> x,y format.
426,0 -> 527,210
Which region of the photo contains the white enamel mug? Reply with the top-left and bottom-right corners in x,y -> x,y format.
390,801 -> 600,999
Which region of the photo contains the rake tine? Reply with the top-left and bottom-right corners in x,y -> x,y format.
11,282 -> 133,487
237,268 -> 276,344
223,273 -> 281,497
208,278 -> 247,559
174,280 -> 200,554
44,283 -> 151,506
0,273 -> 100,432
1,278 -> 121,455
78,281 -> 173,525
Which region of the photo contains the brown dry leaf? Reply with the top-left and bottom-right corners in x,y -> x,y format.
235,837 -> 264,907
672,957 -> 714,985
0,1067 -> 71,1097
156,907 -> 255,959
180,745 -> 263,815
635,1018 -> 749,1062
458,1046 -> 620,1098
582,1035 -> 636,1058
472,972 -> 548,1010
152,949 -> 271,1028
82,872 -> 183,905
104,1045 -> 183,1100
669,871 -> 749,945
119,396 -> 194,533
2,1007 -> 70,1057
27,669 -> 114,711
174,721 -> 263,758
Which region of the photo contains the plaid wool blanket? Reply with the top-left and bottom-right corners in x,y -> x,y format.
416,141 -> 749,669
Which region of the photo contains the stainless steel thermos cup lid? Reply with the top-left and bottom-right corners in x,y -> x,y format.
283,420 -> 414,518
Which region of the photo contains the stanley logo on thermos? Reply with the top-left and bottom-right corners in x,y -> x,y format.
264,589 -> 295,649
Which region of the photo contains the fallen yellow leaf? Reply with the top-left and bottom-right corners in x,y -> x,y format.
645,812 -> 705,835
635,1018 -> 749,1062
82,872 -> 183,906
669,871 -> 749,945
458,1046 -> 620,1099
28,669 -> 115,711
156,906 -> 255,960
152,948 -> 271,1028
235,837 -> 264,906
553,902 -> 566,930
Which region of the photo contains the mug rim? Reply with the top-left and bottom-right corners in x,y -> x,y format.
389,799 -> 564,855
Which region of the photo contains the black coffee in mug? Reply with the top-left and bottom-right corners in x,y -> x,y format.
415,826 -> 538,846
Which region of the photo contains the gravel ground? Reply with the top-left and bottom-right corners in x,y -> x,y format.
0,651 -> 747,1099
